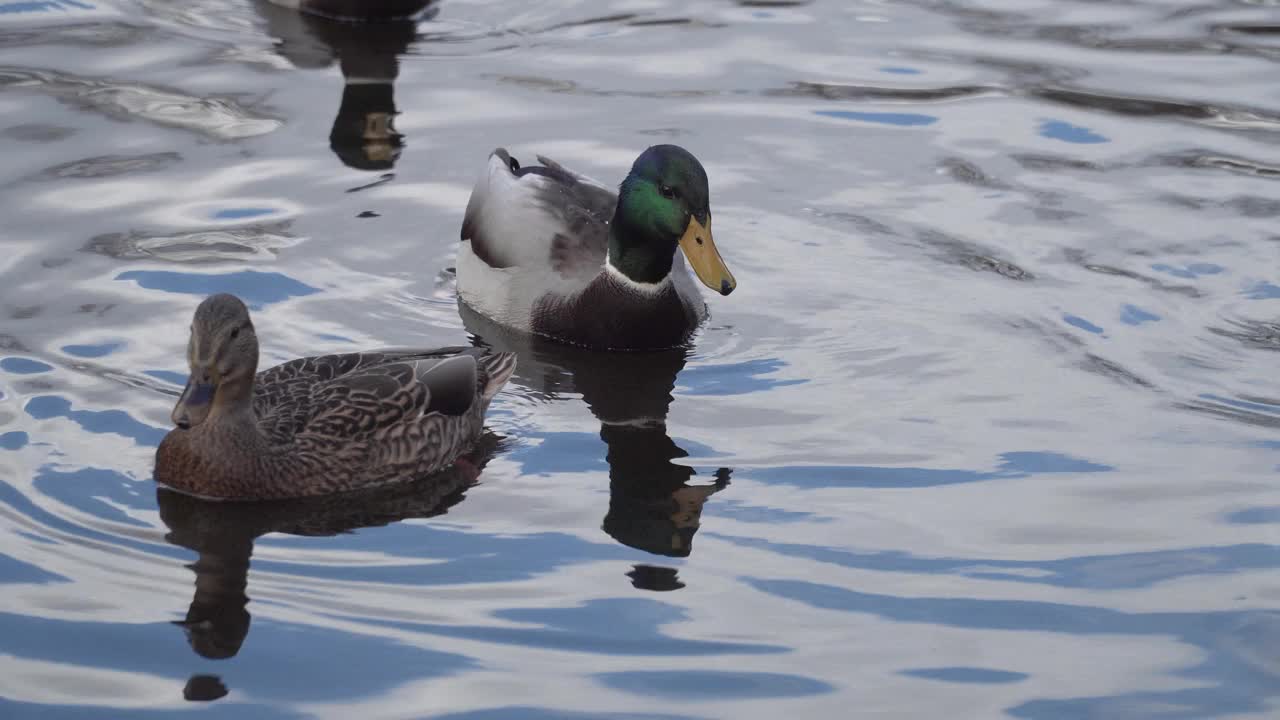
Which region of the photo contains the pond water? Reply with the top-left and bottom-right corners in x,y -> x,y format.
1,0 -> 1278,717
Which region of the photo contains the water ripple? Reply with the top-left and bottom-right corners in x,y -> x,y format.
0,66 -> 280,139
84,224 -> 302,263
0,0 -> 1277,715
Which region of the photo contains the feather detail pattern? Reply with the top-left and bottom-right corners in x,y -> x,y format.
155,295 -> 516,501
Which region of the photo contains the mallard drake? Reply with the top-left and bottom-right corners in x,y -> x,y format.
456,144 -> 737,351
266,0 -> 437,22
154,293 -> 515,501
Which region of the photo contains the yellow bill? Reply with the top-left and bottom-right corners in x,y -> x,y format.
678,216 -> 736,296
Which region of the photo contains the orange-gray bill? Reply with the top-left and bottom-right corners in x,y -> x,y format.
172,377 -> 215,430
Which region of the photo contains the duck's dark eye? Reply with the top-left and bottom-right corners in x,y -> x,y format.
508,156 -> 520,172
659,184 -> 676,199
229,328 -> 239,340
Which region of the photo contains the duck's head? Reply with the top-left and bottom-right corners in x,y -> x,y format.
612,145 -> 736,296
172,294 -> 260,430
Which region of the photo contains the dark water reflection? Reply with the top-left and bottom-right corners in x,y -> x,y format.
252,0 -> 435,170
0,0 -> 1278,718
461,304 -> 731,564
160,434 -> 494,656
159,433 -> 496,700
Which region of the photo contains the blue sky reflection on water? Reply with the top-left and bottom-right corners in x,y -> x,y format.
749,578 -> 1280,718
1120,304 -> 1160,326
0,431 -> 30,449
1038,120 -> 1109,145
0,357 -> 55,374
814,110 -> 938,127
24,395 -> 165,446
0,610 -> 473,705
744,450 -> 1112,489
900,667 -> 1029,685
116,270 -> 319,307
60,342 -> 123,358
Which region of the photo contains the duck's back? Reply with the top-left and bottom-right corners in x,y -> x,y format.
252,347 -> 505,446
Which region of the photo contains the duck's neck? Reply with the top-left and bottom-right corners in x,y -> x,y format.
206,380 -> 266,445
607,196 -> 676,288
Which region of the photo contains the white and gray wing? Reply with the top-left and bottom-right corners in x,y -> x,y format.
460,148 -> 615,277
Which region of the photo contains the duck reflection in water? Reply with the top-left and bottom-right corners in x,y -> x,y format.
158,432 -> 502,696
460,304 -> 731,585
253,0 -> 441,170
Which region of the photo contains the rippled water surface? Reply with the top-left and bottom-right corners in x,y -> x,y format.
1,0 -> 1278,717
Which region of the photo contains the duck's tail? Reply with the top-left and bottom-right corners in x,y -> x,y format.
478,351 -> 518,401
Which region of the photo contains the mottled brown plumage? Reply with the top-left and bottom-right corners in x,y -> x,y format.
154,293 -> 516,501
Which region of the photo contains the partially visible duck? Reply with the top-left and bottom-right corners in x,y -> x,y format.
155,293 -> 515,501
255,0 -> 436,169
456,144 -> 737,351
266,0 -> 437,22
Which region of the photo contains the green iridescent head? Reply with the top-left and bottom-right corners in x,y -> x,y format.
610,145 -> 735,295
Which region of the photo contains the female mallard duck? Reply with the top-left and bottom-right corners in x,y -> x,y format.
456,144 -> 737,351
155,293 -> 515,501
